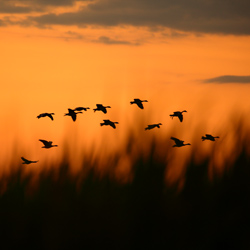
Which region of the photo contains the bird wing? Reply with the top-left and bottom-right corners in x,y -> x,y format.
136,101 -> 144,109
205,134 -> 212,137
47,113 -> 54,120
39,139 -> 49,146
21,157 -> 29,162
178,113 -> 183,122
71,112 -> 77,121
109,122 -> 116,129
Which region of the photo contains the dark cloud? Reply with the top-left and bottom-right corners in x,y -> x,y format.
203,75 -> 250,84
26,0 -> 250,35
93,36 -> 138,45
0,0 -> 88,13
34,0 -> 76,7
0,1 -> 33,13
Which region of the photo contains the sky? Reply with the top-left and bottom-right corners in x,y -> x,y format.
1,0 -> 250,184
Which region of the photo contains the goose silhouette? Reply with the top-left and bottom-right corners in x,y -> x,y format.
93,104 -> 111,114
130,98 -> 148,109
100,119 -> 119,129
74,107 -> 90,112
37,113 -> 55,121
171,137 -> 191,147
170,110 -> 187,122
21,157 -> 38,164
39,139 -> 58,148
64,108 -> 82,121
202,134 -> 220,141
145,123 -> 162,130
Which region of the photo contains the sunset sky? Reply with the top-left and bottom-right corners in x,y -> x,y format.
1,0 -> 250,183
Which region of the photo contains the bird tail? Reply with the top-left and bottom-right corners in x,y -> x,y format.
130,101 -> 134,105
201,136 -> 206,141
100,123 -> 104,126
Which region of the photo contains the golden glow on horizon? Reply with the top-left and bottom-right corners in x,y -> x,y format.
1,24 -> 250,186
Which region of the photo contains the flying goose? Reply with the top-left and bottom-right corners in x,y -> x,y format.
130,98 -> 148,109
21,157 -> 38,164
170,110 -> 187,122
64,108 -> 82,121
74,107 -> 90,112
93,104 -> 111,114
145,123 -> 162,130
201,134 -> 220,141
37,113 -> 55,121
39,139 -> 58,148
100,119 -> 119,129
171,137 -> 191,147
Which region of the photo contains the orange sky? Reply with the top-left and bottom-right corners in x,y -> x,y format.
1,1 -> 250,185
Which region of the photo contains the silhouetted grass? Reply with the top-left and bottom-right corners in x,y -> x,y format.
1,120 -> 250,249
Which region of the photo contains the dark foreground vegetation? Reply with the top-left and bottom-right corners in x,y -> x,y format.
1,149 -> 250,250
1,115 -> 250,250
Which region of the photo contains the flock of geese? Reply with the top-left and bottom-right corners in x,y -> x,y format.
21,98 -> 219,164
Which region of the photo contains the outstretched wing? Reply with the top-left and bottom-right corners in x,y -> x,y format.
47,113 -> 54,120
71,112 -> 77,121
178,113 -> 183,122
109,122 -> 116,129
136,101 -> 144,109
39,139 -> 49,146
21,157 -> 28,162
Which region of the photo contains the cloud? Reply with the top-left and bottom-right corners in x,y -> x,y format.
64,30 -> 84,40
0,1 -> 33,13
25,0 -> 250,35
0,0 -> 88,13
0,19 -> 5,26
93,36 -> 139,45
203,75 -> 250,84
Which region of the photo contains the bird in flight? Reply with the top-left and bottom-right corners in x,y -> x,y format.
130,98 -> 148,109
170,110 -> 187,122
21,157 -> 38,164
93,104 -> 111,114
145,123 -> 162,130
100,119 -> 119,129
64,108 -> 82,121
39,139 -> 58,148
171,137 -> 191,147
201,134 -> 220,141
74,107 -> 90,112
37,113 -> 55,121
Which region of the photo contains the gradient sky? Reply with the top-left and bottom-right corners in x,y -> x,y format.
1,0 -> 250,184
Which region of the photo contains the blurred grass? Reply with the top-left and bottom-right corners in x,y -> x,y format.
1,119 -> 250,249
